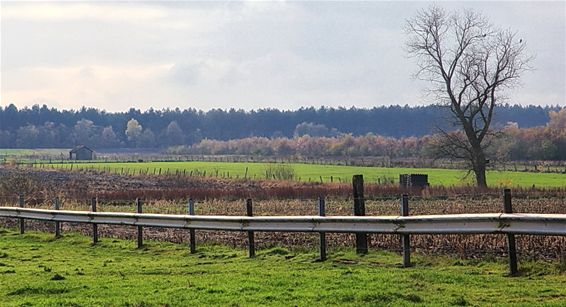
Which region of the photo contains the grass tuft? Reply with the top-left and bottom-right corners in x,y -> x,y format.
50,273 -> 65,281
404,293 -> 423,303
451,296 -> 468,306
8,286 -> 69,296
261,247 -> 290,256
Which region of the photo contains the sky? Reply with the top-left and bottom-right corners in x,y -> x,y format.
0,1 -> 564,112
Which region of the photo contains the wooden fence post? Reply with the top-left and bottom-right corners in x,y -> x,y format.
136,198 -> 143,249
54,197 -> 61,238
352,175 -> 368,254
503,189 -> 518,275
18,194 -> 25,234
188,198 -> 196,254
18,194 -> 25,235
246,198 -> 255,258
91,197 -> 98,245
318,196 -> 327,261
400,194 -> 411,267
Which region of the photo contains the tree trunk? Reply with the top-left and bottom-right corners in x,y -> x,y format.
473,149 -> 488,188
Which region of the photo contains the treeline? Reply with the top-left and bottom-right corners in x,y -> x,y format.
494,109 -> 566,160
0,104 -> 559,148
170,109 -> 566,161
169,135 -> 426,157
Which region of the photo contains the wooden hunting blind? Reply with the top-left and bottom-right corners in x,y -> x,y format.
399,174 -> 429,188
69,145 -> 94,160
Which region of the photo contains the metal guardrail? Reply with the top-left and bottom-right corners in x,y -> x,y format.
1,207 -> 564,236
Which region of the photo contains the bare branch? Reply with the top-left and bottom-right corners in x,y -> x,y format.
405,5 -> 531,187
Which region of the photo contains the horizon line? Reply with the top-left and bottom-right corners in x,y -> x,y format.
1,102 -> 562,114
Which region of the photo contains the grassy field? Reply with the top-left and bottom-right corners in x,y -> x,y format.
42,161 -> 566,188
0,228 -> 564,306
0,148 -> 69,156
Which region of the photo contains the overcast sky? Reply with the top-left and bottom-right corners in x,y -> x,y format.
1,1 -> 564,112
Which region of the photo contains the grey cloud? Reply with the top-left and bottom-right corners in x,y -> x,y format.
167,63 -> 201,86
1,1 -> 564,111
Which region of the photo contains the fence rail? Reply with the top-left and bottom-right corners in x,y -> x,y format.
2,181 -> 565,275
1,207 -> 565,236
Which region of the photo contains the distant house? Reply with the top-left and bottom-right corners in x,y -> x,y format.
69,145 -> 94,160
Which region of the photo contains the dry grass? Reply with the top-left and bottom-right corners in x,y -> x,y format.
3,166 -> 566,201
1,167 -> 564,260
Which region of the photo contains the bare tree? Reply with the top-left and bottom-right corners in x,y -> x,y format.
405,6 -> 531,187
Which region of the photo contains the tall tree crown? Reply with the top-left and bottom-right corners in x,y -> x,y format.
405,6 -> 532,187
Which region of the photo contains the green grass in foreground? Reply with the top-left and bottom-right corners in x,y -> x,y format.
0,228 -> 565,306
45,161 -> 566,188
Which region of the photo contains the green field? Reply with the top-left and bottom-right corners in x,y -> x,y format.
43,161 -> 566,188
0,228 -> 564,306
1,148 -> 69,157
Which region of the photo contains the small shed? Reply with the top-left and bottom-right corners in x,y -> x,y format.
399,174 -> 429,188
69,145 -> 94,160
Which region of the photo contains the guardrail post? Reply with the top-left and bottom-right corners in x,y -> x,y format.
91,197 -> 98,245
401,194 -> 411,267
18,194 -> 25,234
136,198 -> 143,249
353,175 -> 368,254
246,198 -> 255,258
54,197 -> 61,238
503,189 -> 518,276
318,196 -> 327,261
188,198 -> 196,254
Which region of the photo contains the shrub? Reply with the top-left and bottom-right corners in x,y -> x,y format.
264,163 -> 295,181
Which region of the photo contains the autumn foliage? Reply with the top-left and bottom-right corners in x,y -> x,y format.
169,109 -> 566,161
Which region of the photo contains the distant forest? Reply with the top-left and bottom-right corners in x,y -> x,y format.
0,103 -> 561,149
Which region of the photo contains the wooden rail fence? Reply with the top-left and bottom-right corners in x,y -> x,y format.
1,176 -> 565,276
1,202 -> 565,276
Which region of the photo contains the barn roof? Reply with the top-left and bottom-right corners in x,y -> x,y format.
70,145 -> 93,153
